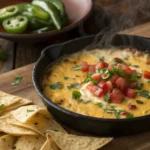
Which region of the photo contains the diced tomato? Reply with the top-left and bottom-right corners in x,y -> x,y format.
95,62 -> 108,69
115,77 -> 127,91
144,70 -> 150,79
113,58 -> 123,63
129,82 -> 137,89
81,61 -> 89,72
110,89 -> 124,104
94,88 -> 103,97
131,69 -> 136,74
128,104 -> 137,110
106,81 -> 113,92
122,65 -> 132,75
124,88 -> 136,98
98,81 -> 108,94
88,65 -> 96,72
86,84 -> 99,93
108,65 -> 114,70
91,73 -> 101,81
121,111 -> 128,116
117,63 -> 124,69
110,74 -> 119,84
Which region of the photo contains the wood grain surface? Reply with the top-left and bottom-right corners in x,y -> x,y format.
0,63 -> 150,150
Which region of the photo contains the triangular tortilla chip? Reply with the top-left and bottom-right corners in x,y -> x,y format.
15,135 -> 46,150
0,91 -> 21,113
0,134 -> 17,150
0,117 -> 38,136
7,113 -> 66,136
11,105 -> 49,123
47,130 -> 113,150
40,135 -> 60,150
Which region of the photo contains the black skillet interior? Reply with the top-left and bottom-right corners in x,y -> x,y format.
33,34 -> 150,137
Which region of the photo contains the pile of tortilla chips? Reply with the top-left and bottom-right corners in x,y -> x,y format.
0,91 -> 112,150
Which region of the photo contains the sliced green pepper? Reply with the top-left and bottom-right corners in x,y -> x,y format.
32,0 -> 62,29
2,15 -> 28,34
33,25 -> 56,33
0,5 -> 19,21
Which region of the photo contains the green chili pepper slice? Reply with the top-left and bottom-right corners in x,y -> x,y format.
2,15 -> 28,34
102,70 -> 111,80
33,25 -> 56,33
32,0 -> 62,29
0,5 -> 19,21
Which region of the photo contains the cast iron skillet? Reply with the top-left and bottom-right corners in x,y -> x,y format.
33,34 -> 150,137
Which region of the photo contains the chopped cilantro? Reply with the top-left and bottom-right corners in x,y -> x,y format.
49,82 -> 63,89
110,68 -> 126,78
0,104 -> 4,109
64,76 -> 69,80
137,90 -> 150,99
72,65 -> 81,71
136,100 -> 144,104
11,76 -> 22,85
72,91 -> 82,101
126,113 -> 134,118
136,83 -> 144,90
27,109 -> 34,113
104,93 -> 110,103
84,73 -> 98,84
96,102 -> 103,108
67,83 -> 80,89
128,73 -> 139,82
99,56 -> 105,61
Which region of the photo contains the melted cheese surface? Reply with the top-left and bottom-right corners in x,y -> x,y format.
42,48 -> 150,119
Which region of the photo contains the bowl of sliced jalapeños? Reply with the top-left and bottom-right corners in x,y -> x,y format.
0,0 -> 93,41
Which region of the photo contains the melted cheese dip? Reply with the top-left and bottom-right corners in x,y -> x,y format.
42,48 -> 150,119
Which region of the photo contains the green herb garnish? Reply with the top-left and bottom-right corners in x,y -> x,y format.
27,109 -> 34,113
72,91 -> 82,101
96,102 -> 103,108
84,73 -> 98,84
49,82 -> 63,89
132,65 -> 139,68
136,100 -> 144,104
137,90 -> 150,99
104,93 -> 111,103
0,104 -> 4,109
11,76 -> 22,85
99,56 -> 105,61
126,113 -> 134,118
64,76 -> 70,80
128,73 -> 140,82
72,65 -> 81,71
147,80 -> 150,83
67,83 -> 80,89
136,83 -> 144,90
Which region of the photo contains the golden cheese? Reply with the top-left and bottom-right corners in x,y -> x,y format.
42,48 -> 150,119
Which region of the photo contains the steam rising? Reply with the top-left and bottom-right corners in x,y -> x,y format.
91,0 -> 150,48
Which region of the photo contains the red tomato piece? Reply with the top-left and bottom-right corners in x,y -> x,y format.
106,81 -> 113,92
110,74 -> 119,84
115,77 -> 127,91
122,65 -> 132,75
98,81 -> 108,94
124,88 -> 136,98
96,62 -> 108,69
91,73 -> 101,81
81,61 -> 89,72
128,104 -> 137,110
88,65 -> 96,72
94,88 -> 103,97
108,65 -> 114,70
131,69 -> 136,74
86,84 -> 99,93
144,70 -> 150,79
121,111 -> 128,116
129,82 -> 137,89
117,63 -> 124,69
110,89 -> 124,104
113,58 -> 123,63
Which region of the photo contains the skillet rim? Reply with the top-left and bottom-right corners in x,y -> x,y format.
33,34 -> 150,123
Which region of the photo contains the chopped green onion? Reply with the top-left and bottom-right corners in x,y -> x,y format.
67,83 -> 80,89
72,65 -> 81,71
136,100 -> 144,104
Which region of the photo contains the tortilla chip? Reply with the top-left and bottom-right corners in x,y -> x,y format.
47,130 -> 113,150
0,117 -> 38,136
11,105 -> 49,123
0,134 -> 17,150
7,113 -> 66,136
15,135 -> 46,150
40,135 -> 60,150
0,91 -> 21,113
0,98 -> 32,117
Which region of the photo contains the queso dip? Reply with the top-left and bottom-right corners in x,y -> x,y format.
42,48 -> 150,119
